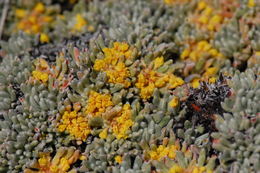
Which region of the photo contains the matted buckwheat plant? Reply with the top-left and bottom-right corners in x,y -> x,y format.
0,0 -> 259,173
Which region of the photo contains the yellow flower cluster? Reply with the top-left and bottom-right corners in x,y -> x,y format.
203,67 -> 218,84
248,0 -> 255,7
58,110 -> 91,141
148,144 -> 180,160
114,155 -> 123,164
31,58 -> 50,83
32,70 -> 49,83
191,166 -> 212,173
31,57 -> 73,90
191,78 -> 201,88
203,67 -> 218,77
72,14 -> 87,32
153,56 -> 164,69
136,57 -> 184,99
85,91 -> 113,117
169,164 -> 184,173
15,3 -> 52,43
111,104 -> 133,139
135,69 -> 160,99
181,40 -> 224,61
190,67 -> 218,88
40,33 -> 50,43
169,97 -> 179,108
99,128 -> 108,139
168,74 -> 185,89
94,42 -> 133,87
24,147 -> 82,173
169,165 -> 213,173
255,51 -> 260,56
195,1 -> 224,32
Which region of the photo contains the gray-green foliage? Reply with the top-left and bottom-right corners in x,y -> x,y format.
250,25 -> 260,51
0,32 -> 36,55
213,20 -> 244,58
79,136 -> 148,173
212,69 -> 260,173
1,0 -> 260,172
0,79 -> 63,172
0,39 -> 67,172
84,0 -> 195,59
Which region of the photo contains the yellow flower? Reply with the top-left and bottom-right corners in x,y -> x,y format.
87,25 -> 95,32
197,1 -> 207,10
136,65 -> 184,99
38,58 -> 49,69
24,148 -> 80,173
135,69 -> 159,99
197,41 -> 211,51
59,158 -> 70,172
99,128 -> 108,139
42,16 -> 53,23
198,15 -> 209,24
94,59 -> 106,71
32,70 -> 49,83
28,16 -> 37,23
207,15 -> 223,31
256,51 -> 260,56
15,3 -> 53,35
153,56 -> 164,69
182,40 -> 224,62
115,155 -> 123,164
15,9 -> 26,18
191,78 -> 200,88
164,0 -> 172,4
208,48 -> 219,56
34,2 -> 45,13
114,42 -> 129,52
193,1 -> 224,32
58,110 -> 91,141
111,104 -> 133,139
255,51 -> 260,56
248,0 -> 255,7
79,155 -> 87,160
155,75 -> 169,88
204,67 -> 218,77
148,144 -> 179,161
40,33 -> 50,43
181,48 -> 191,59
192,166 -> 207,173
203,7 -> 213,16
72,14 -> 87,32
168,163 -> 213,173
209,77 -> 217,83
85,91 -> 113,117
106,62 -> 131,88
31,58 -> 50,83
168,74 -> 185,89
94,42 -> 133,87
38,154 -> 50,167
169,164 -> 184,173
50,165 -> 59,172
139,83 -> 156,100
169,97 -> 179,108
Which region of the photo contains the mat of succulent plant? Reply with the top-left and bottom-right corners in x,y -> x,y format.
0,0 -> 259,173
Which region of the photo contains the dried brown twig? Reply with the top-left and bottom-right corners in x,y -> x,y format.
0,0 -> 9,40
